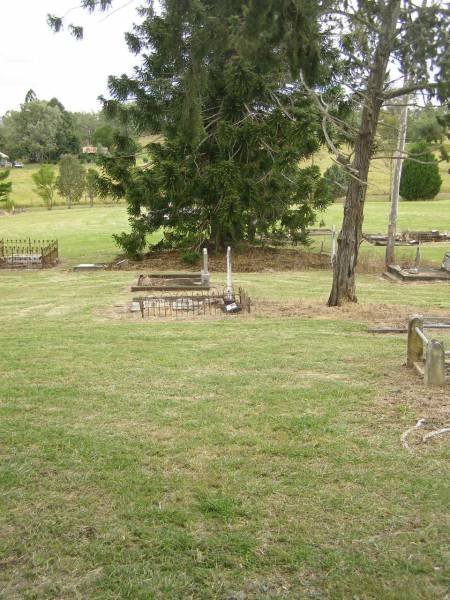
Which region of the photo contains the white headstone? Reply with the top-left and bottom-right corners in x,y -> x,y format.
225,246 -> 233,300
414,246 -> 421,269
442,253 -> 450,273
201,247 -> 210,285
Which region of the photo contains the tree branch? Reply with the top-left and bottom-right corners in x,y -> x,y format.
382,81 -> 447,100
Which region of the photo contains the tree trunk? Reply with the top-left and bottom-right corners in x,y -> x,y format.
210,219 -> 226,252
328,0 -> 402,306
385,97 -> 409,267
247,215 -> 256,243
328,133 -> 375,305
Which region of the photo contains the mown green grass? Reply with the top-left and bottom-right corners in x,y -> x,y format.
322,197 -> 450,232
0,206 -> 130,264
6,164 -> 123,209
2,198 -> 450,267
319,197 -> 450,265
305,145 -> 450,201
0,207 -> 449,598
7,164 -> 50,208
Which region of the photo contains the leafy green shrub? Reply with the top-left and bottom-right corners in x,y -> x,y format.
323,164 -> 348,200
32,165 -> 56,210
181,250 -> 199,265
400,142 -> 442,200
113,229 -> 146,260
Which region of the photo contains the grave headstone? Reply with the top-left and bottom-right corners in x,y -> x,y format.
225,246 -> 233,301
73,263 -> 104,271
201,248 -> 210,285
442,253 -> 450,273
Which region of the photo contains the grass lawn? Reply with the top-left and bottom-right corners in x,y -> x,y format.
0,209 -> 449,598
304,145 -> 450,201
2,198 -> 450,267
322,197 -> 450,232
318,197 -> 450,266
7,165 -> 124,209
0,206 -> 130,264
6,143 -> 449,209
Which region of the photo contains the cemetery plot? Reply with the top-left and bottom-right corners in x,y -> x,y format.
131,287 -> 251,319
131,273 -> 209,291
385,248 -> 450,282
364,229 -> 449,246
0,238 -> 58,268
407,315 -> 450,386
387,264 -> 450,282
132,247 -> 211,291
129,247 -> 252,317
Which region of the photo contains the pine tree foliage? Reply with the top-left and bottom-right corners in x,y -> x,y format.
25,89 -> 37,103
323,164 -> 349,201
399,142 -> 442,201
89,0 -> 333,254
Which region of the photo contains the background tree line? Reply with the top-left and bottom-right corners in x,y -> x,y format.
0,91 -> 125,163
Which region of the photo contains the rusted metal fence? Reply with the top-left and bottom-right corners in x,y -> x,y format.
407,315 -> 450,386
0,239 -> 58,268
135,287 -> 251,319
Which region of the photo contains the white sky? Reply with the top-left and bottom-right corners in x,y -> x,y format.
1,0 -> 141,116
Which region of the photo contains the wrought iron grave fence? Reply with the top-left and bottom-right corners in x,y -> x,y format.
0,239 -> 58,268
134,287 -> 251,319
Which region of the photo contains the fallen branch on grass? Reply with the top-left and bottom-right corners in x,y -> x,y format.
402,420 -> 450,450
423,428 -> 450,443
401,418 -> 427,450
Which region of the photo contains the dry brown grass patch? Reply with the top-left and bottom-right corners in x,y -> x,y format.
111,246 -> 331,272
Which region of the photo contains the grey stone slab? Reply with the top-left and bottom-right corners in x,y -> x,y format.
73,264 -> 105,271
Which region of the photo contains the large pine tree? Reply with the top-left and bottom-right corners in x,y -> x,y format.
60,1 -> 332,255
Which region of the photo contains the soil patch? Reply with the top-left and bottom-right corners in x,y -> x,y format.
378,368 -> 450,423
376,367 -> 450,452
